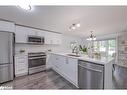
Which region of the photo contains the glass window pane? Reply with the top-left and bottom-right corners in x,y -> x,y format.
94,41 -> 99,52
99,41 -> 107,52
93,39 -> 116,57
99,41 -> 107,57
108,39 -> 116,57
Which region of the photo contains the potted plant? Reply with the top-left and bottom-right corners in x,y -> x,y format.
79,45 -> 87,54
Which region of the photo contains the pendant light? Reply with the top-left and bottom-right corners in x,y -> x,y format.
18,5 -> 32,11
86,31 -> 96,41
19,5 -> 31,10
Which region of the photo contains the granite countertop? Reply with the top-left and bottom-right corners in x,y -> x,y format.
49,52 -> 115,65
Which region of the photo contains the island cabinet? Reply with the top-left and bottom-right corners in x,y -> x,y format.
47,54 -> 78,87
62,57 -> 78,86
47,53 -> 114,89
52,54 -> 66,75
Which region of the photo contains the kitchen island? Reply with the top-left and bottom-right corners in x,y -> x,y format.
46,52 -> 115,89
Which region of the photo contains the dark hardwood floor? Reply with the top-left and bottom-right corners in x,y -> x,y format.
0,70 -> 77,90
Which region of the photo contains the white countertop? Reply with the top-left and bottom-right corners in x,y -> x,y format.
49,52 -> 114,65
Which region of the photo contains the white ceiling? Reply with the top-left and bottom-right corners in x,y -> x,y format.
0,6 -> 127,37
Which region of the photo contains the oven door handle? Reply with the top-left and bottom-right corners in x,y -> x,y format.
28,56 -> 46,60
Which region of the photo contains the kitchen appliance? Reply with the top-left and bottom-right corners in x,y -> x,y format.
28,52 -> 46,74
0,31 -> 15,83
78,60 -> 104,89
27,35 -> 44,44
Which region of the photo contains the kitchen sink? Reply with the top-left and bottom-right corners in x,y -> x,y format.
66,54 -> 81,57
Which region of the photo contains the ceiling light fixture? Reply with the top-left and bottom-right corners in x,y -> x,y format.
76,23 -> 80,27
71,24 -> 76,30
69,22 -> 80,31
86,31 -> 96,41
18,5 -> 32,11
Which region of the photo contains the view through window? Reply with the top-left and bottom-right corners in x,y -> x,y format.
93,39 -> 116,57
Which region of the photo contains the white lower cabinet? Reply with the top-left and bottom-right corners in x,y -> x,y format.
15,55 -> 28,77
62,57 -> 78,86
46,53 -> 54,69
52,54 -> 66,74
50,54 -> 78,87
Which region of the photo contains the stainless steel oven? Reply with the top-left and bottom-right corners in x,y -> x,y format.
28,52 -> 46,74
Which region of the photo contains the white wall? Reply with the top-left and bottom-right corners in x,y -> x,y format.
58,34 -> 82,53
96,33 -> 117,40
15,34 -> 82,55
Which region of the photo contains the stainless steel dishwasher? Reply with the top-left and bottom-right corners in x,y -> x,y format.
78,60 -> 104,89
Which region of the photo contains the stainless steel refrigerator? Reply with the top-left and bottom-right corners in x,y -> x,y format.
0,31 -> 14,83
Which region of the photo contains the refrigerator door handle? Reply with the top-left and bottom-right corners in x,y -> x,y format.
8,33 -> 14,64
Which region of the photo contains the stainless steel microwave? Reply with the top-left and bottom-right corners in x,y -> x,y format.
27,35 -> 44,44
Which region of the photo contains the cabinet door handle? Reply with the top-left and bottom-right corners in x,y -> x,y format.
78,64 -> 103,73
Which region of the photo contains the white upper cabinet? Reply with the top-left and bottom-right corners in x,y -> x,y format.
53,33 -> 62,45
15,26 -> 41,43
35,29 -> 45,37
0,20 -> 15,32
45,32 -> 53,44
0,20 -> 62,44
27,28 -> 36,36
45,32 -> 62,45
15,25 -> 62,44
15,25 -> 28,43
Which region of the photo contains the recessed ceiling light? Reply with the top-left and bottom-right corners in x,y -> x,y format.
18,5 -> 32,11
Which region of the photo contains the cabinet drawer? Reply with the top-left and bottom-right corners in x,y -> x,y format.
15,67 -> 27,72
15,59 -> 27,66
15,55 -> 28,77
15,59 -> 26,63
15,62 -> 27,68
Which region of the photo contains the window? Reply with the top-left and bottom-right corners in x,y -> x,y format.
108,39 -> 116,57
94,39 -> 116,57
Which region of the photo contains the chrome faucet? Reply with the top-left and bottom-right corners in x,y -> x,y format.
72,46 -> 79,55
